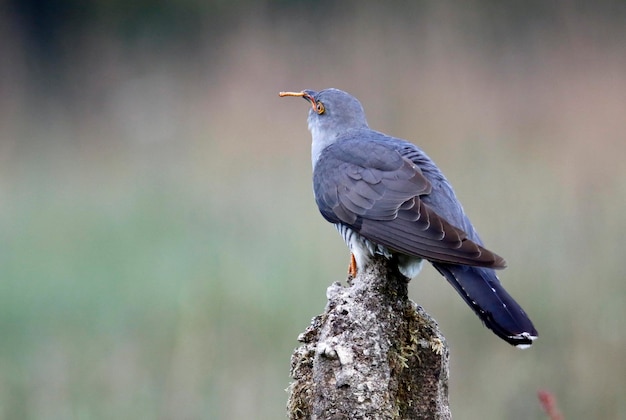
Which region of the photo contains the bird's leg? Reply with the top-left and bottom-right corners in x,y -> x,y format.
348,253 -> 358,278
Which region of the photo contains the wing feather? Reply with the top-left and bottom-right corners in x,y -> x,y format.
313,137 -> 506,269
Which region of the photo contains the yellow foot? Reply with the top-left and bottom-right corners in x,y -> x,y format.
348,253 -> 358,278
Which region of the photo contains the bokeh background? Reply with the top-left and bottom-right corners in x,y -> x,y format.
1,1 -> 625,419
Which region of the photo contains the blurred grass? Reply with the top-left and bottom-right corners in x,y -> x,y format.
1,3 -> 626,419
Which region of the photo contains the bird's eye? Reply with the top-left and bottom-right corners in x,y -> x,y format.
315,101 -> 325,115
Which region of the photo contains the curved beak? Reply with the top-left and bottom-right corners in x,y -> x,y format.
279,90 -> 317,111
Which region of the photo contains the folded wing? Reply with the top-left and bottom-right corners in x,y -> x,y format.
313,138 -> 506,268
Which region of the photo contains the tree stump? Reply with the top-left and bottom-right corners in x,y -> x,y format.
287,255 -> 451,419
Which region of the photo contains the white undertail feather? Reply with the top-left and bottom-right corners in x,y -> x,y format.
514,333 -> 538,349
335,224 -> 424,278
396,254 -> 425,278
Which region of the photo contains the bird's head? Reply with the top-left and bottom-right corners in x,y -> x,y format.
279,88 -> 369,166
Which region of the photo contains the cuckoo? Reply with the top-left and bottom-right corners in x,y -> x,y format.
279,88 -> 538,348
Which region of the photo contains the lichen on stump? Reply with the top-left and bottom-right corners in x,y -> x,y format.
287,255 -> 451,419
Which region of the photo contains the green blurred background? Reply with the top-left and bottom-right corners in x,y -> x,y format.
1,1 -> 625,418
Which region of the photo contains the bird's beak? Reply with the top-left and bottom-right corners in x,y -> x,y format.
279,90 -> 316,111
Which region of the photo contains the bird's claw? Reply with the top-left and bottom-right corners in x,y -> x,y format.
348,253 -> 358,278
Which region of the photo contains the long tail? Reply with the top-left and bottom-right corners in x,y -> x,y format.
431,262 -> 538,348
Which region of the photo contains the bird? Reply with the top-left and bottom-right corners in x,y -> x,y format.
278,88 -> 538,348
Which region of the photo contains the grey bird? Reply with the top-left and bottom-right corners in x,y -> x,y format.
279,88 -> 538,348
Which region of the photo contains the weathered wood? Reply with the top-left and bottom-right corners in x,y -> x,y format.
287,256 -> 451,419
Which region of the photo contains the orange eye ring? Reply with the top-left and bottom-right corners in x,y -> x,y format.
315,101 -> 325,115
